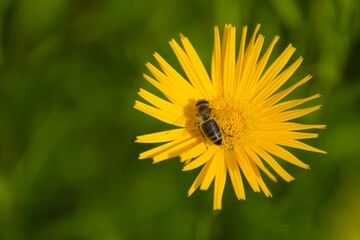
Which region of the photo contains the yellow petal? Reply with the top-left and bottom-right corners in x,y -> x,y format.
253,56 -> 302,105
138,88 -> 183,117
180,141 -> 207,162
213,154 -> 227,210
188,158 -> 211,196
153,53 -> 201,101
243,24 -> 261,63
258,122 -> 326,131
257,139 -> 309,169
258,94 -> 321,118
139,136 -> 190,160
226,150 -> 246,200
136,128 -> 191,143
275,139 -> 327,154
261,106 -> 322,123
244,147 -> 277,182
257,74 -> 312,110
182,146 -> 218,171
255,131 -> 319,140
249,160 -> 272,197
170,39 -> 211,99
179,35 -> 217,99
145,64 -> 190,106
254,43 -> 296,94
238,34 -> 264,98
200,149 -> 222,191
244,35 -> 280,98
143,73 -> 185,105
211,26 -> 222,95
233,147 -> 260,192
222,24 -> 236,97
233,25 -> 247,96
153,137 -> 201,163
249,144 -> 294,182
134,101 -> 186,127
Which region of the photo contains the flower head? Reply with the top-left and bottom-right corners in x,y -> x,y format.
134,24 -> 326,210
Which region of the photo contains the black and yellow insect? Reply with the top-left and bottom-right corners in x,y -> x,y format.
196,100 -> 222,145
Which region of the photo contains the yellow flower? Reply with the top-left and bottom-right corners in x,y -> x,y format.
134,24 -> 326,210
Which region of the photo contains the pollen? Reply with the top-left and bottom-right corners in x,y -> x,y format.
211,98 -> 255,149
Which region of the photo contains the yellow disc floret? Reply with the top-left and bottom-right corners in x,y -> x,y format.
211,98 -> 255,149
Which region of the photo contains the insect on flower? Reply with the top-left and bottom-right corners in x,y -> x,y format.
134,24 -> 326,210
196,100 -> 222,146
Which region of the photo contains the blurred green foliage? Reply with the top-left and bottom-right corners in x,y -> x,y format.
0,0 -> 360,239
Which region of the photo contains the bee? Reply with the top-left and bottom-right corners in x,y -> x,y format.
196,100 -> 222,145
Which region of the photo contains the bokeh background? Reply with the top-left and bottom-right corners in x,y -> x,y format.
1,0 -> 360,239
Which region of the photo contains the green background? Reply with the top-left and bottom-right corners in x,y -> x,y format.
1,0 -> 360,239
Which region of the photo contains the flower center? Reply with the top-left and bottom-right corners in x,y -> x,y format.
211,98 -> 255,149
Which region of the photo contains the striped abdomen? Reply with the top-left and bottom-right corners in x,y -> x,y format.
200,118 -> 222,145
